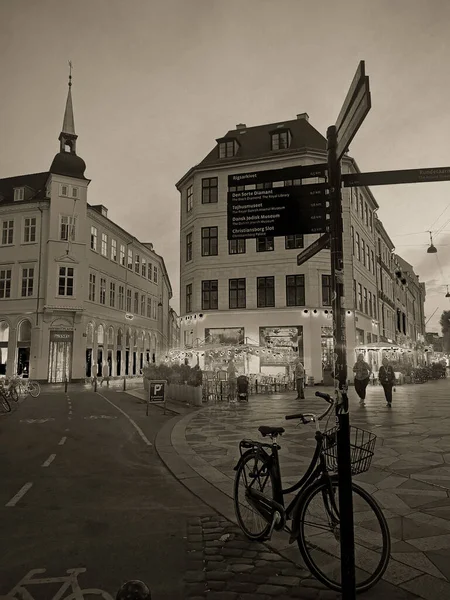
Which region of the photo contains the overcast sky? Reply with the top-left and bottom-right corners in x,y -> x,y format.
2,0 -> 450,332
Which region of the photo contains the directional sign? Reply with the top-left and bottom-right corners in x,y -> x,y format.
297,233 -> 330,266
336,76 -> 371,161
227,184 -> 329,240
335,60 -> 366,132
342,166 -> 450,187
228,163 -> 327,187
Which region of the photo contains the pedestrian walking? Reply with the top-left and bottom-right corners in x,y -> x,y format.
100,362 -> 110,387
294,355 -> 305,399
378,357 -> 395,407
352,353 -> 371,406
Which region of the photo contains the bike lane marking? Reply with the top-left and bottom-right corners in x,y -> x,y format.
5,482 -> 33,507
58,437 -> 67,445
95,391 -> 152,447
42,454 -> 56,467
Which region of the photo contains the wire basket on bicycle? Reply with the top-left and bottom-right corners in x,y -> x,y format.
322,425 -> 376,476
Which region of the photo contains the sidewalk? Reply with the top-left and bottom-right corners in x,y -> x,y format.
155,381 -> 450,600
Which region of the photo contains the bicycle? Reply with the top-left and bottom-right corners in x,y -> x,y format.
0,385 -> 11,412
233,390 -> 391,593
10,375 -> 41,398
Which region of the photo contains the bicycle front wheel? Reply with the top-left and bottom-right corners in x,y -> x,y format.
9,386 -> 19,402
29,381 -> 41,398
234,451 -> 275,541
297,475 -> 390,593
1,392 -> 11,412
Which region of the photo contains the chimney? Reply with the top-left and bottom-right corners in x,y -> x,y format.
297,113 -> 309,121
236,123 -> 246,130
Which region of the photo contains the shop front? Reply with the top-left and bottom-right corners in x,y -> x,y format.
48,330 -> 73,382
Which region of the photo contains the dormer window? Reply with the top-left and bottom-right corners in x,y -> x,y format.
271,130 -> 291,150
60,184 -> 68,197
72,186 -> 78,198
14,187 -> 25,202
218,139 -> 238,158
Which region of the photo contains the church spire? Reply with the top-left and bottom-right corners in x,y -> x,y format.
62,61 -> 75,135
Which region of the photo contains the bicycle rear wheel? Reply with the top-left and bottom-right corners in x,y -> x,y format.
297,475 -> 390,593
1,392 -> 11,412
234,451 -> 275,541
29,381 -> 40,398
9,386 -> 19,402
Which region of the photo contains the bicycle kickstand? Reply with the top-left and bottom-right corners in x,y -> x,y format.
267,510 -> 282,539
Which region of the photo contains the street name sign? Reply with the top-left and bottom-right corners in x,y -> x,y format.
297,233 -> 330,266
336,76 -> 371,161
227,185 -> 329,240
228,163 -> 327,186
342,166 -> 450,187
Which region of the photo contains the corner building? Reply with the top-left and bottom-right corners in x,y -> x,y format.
176,114 -> 426,382
0,77 -> 173,382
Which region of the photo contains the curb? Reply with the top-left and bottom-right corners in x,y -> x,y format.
154,405 -> 304,567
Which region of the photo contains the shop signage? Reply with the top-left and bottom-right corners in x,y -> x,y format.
50,331 -> 73,342
342,166 -> 450,188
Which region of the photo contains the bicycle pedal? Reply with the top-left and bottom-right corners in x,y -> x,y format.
268,511 -> 281,539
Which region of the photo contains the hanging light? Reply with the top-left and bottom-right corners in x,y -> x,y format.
427,231 -> 437,253
446,285 -> 450,298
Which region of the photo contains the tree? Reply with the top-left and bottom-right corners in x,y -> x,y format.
439,310 -> 450,353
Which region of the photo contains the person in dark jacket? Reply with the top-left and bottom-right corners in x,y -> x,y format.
378,357 -> 395,407
352,353 -> 371,405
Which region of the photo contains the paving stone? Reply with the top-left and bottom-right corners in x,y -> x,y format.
257,552 -> 285,561
256,584 -> 289,596
205,540 -> 225,548
226,581 -> 258,593
207,581 -> 227,591
185,582 -> 208,596
228,563 -> 254,573
242,550 -> 258,558
188,542 -> 203,552
205,570 -> 235,581
317,590 -> 340,599
267,575 -> 301,586
189,534 -> 203,542
185,571 -> 206,583
288,588 -> 321,599
205,558 -> 226,567
237,594 -> 272,600
221,547 -> 244,557
205,592 -> 238,600
226,539 -> 251,549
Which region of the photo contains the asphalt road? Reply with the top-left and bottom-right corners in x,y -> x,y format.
0,389 -> 214,600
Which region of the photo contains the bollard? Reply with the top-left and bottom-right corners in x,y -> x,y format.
94,377 -> 97,392
64,378 -> 68,393
255,380 -> 258,394
123,376 -> 127,391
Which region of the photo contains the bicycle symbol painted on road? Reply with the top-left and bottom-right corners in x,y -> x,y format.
4,567 -> 113,600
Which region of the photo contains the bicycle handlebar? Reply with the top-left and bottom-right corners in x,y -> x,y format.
285,391 -> 335,426
315,391 -> 333,404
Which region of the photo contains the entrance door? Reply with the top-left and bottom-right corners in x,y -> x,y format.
116,350 -> 121,376
107,350 -> 113,376
48,340 -> 72,382
86,348 -> 92,377
125,350 -> 130,375
139,352 -> 144,372
97,348 -> 103,376
132,351 -> 137,375
17,347 -> 30,377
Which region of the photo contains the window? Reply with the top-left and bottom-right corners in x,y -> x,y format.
110,282 -> 116,307
285,235 -> 304,250
286,275 -> 305,307
72,186 -> 78,199
229,278 -> 246,309
229,239 -> 246,254
120,244 -> 125,266
368,291 -> 372,317
257,276 -> 275,308
111,239 -> 117,262
89,273 -> 96,301
21,267 -> 34,297
127,248 -> 133,270
60,216 -> 76,241
126,289 -> 132,312
369,211 -> 373,232
100,278 -> 106,304
152,299 -> 157,319
321,275 -> 332,306
355,232 -> 360,260
373,295 -> 377,319
90,226 -> 97,251
366,244 -> 370,269
370,250 -> 375,274
60,185 -> 68,197
147,262 -> 153,280
147,297 -> 152,318
256,237 -> 274,252
101,233 -> 108,256
134,291 -> 139,313
186,185 -> 193,212
118,285 -> 124,310
359,194 -> 364,218
353,279 -> 357,307
186,283 -> 192,313
22,217 -> 36,243
358,283 -> 362,311
141,294 -> 146,316
202,178 -> 218,204
186,232 -> 193,261
201,280 -> 218,310
271,131 -> 290,150
0,269 -> 12,298
365,204 -> 369,227
2,220 -> 14,245
201,227 -> 218,256
153,266 -> 158,283
135,254 -> 140,274
14,187 -> 25,201
364,288 -> 368,314
219,140 -> 236,158
141,258 -> 146,278
361,239 -> 366,267
350,226 -> 354,255
58,266 -> 74,296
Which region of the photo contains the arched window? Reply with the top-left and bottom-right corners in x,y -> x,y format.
64,141 -> 72,153
137,330 -> 144,348
18,320 -> 32,343
133,331 -> 137,347
97,324 -> 105,346
108,326 -> 114,345
125,329 -> 131,348
117,328 -> 123,346
86,322 -> 94,345
0,320 -> 10,342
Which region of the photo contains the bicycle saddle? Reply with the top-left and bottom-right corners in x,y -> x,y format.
259,425 -> 285,437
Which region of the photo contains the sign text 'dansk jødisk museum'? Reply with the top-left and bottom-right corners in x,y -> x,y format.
227,163 -> 329,240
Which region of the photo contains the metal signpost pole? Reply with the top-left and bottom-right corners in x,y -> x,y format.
327,125 -> 356,599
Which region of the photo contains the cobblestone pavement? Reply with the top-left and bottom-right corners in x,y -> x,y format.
184,514 -> 419,600
167,380 -> 450,600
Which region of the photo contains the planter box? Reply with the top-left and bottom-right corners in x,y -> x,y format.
167,382 -> 203,406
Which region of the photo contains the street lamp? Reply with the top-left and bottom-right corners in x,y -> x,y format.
427,231 -> 437,254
